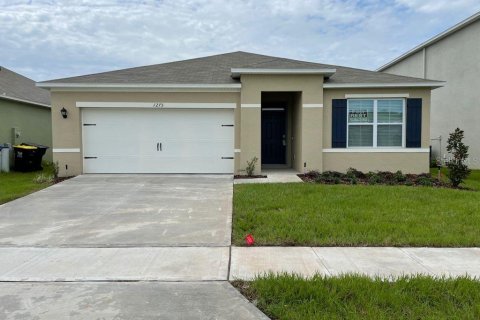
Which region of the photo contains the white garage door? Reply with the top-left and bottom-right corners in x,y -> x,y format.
82,107 -> 234,173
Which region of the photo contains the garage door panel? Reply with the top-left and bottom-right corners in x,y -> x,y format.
84,156 -> 233,174
82,108 -> 234,173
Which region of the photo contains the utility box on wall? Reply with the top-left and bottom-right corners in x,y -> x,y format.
11,127 -> 21,145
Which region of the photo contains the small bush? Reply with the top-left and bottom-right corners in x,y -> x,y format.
416,176 -> 434,187
446,128 -> 471,187
245,157 -> 258,176
368,174 -> 381,185
33,173 -> 54,184
394,170 -> 406,183
346,167 -> 364,179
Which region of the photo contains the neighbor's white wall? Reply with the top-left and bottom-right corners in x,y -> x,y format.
383,49 -> 424,79
383,19 -> 480,168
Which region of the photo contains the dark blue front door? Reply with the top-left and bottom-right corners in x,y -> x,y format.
261,109 -> 286,164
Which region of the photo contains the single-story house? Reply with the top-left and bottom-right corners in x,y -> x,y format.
37,52 -> 444,177
377,11 -> 480,168
0,66 -> 52,161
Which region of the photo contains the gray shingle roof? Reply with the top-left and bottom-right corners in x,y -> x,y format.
0,67 -> 50,106
40,51 -> 441,86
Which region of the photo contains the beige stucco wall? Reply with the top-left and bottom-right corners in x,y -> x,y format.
50,80 -> 433,176
323,152 -> 429,174
239,74 -> 324,174
0,99 -> 52,161
50,91 -> 239,176
382,19 -> 480,168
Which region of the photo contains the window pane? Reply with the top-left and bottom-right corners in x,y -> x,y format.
378,125 -> 402,147
348,125 -> 373,147
378,100 -> 403,123
348,100 -> 374,123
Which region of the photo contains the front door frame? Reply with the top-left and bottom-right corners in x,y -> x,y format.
261,103 -> 288,166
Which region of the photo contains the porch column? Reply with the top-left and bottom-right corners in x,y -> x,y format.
301,93 -> 324,172
239,97 -> 262,175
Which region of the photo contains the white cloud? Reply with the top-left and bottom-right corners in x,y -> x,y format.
0,0 -> 478,80
395,0 -> 479,13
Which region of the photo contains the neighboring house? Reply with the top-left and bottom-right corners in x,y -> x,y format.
37,52 -> 443,177
0,66 -> 52,161
378,12 -> 480,168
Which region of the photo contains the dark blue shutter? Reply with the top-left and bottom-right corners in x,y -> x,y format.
406,98 -> 422,148
332,99 -> 347,148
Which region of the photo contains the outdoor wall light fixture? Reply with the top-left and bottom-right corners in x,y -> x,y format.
60,107 -> 68,119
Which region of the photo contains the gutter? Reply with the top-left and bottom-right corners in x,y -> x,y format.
323,82 -> 445,89
36,83 -> 242,92
0,94 -> 50,108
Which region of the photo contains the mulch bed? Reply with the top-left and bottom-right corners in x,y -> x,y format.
298,169 -> 457,188
234,175 -> 268,179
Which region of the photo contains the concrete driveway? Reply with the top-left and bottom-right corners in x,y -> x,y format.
0,174 -> 272,319
0,174 -> 232,247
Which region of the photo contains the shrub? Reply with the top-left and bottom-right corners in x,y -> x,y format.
245,157 -> 258,177
446,128 -> 471,187
346,167 -> 363,179
33,173 -> 54,184
367,172 -> 382,185
416,176 -> 434,187
394,170 -> 406,183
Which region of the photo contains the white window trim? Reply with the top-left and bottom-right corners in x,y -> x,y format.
345,93 -> 409,98
347,98 -> 406,149
323,148 -> 429,153
52,148 -> 81,153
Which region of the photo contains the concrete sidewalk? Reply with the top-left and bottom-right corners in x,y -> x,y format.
0,247 -> 229,281
230,247 -> 480,280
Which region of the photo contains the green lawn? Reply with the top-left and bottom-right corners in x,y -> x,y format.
233,170 -> 480,246
0,165 -> 54,205
233,274 -> 480,320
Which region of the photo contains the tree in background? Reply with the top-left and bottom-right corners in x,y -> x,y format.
446,128 -> 471,187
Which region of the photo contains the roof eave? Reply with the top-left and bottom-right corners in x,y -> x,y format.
323,82 -> 446,89
377,11 -> 480,71
230,68 -> 336,78
36,82 -> 242,92
0,94 -> 50,108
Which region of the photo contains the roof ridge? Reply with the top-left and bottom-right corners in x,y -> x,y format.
40,51 -> 248,83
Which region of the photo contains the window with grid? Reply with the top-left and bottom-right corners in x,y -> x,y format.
347,99 -> 405,148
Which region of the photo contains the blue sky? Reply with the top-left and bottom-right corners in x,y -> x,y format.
1,0 -> 479,81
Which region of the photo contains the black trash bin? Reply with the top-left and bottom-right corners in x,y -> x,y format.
13,143 -> 49,172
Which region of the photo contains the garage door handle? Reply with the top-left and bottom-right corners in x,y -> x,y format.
159,143 -> 162,151
157,143 -> 159,151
